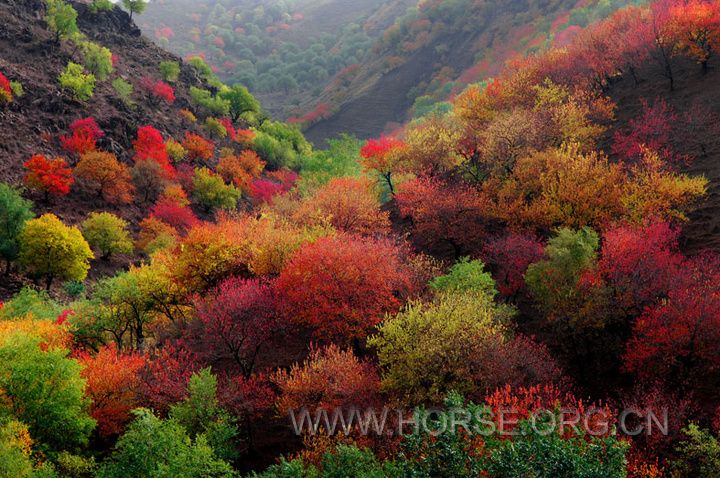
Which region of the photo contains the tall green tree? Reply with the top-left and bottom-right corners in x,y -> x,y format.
0,183 -> 33,274
121,0 -> 147,21
45,0 -> 79,43
219,84 -> 261,122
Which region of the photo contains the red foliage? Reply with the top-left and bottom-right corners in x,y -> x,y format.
141,77 -> 175,104
60,117 -> 104,156
235,129 -> 256,146
133,125 -> 175,177
182,132 -> 214,162
77,344 -> 146,437
0,71 -> 11,100
274,344 -> 381,414
23,155 -> 74,198
591,221 -> 685,314
395,177 -> 490,257
218,373 -> 275,421
150,198 -> 198,234
612,98 -> 687,166
360,135 -> 405,161
56,309 -> 74,326
249,170 -> 297,205
192,277 -> 280,377
155,27 -> 175,40
624,253 -> 720,389
276,235 -> 412,342
481,234 -> 544,297
217,118 -> 236,141
141,343 -> 200,414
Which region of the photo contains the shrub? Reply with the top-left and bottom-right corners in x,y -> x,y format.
81,41 -> 113,81
90,0 -> 114,13
60,117 -> 104,156
74,151 -> 134,204
23,155 -> 74,201
8,80 -> 23,98
141,77 -> 175,104
0,72 -> 12,104
429,258 -> 497,296
82,212 -> 133,259
182,132 -> 214,162
189,87 -> 230,116
45,0 -> 79,42
191,167 -> 240,211
203,117 -> 227,139
136,217 -> 177,254
159,60 -> 180,82
58,62 -> 96,101
111,78 -> 134,107
165,139 -> 187,162
18,214 -> 93,289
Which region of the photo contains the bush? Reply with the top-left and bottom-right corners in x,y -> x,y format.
203,117 -> 227,139
90,0 -> 114,12
82,212 -> 133,259
159,60 -> 180,82
81,41 -> 113,81
111,78 -> 134,107
191,167 -> 240,212
0,183 -> 34,273
429,258 -> 497,296
9,80 -> 23,98
189,87 -> 230,116
58,62 -> 95,101
45,0 -> 79,42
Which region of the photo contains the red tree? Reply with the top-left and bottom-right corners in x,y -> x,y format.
133,125 -> 175,176
141,343 -> 200,414
192,277 -> 281,377
0,71 -> 11,103
77,344 -> 146,437
481,233 -> 544,298
150,198 -> 199,234
276,235 -> 412,343
60,117 -> 104,156
141,78 -> 175,104
23,155 -> 74,200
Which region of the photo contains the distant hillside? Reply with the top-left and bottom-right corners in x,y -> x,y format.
303,0 -> 647,144
141,0 -> 415,118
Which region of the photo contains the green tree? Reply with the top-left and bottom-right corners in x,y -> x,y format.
169,369 -> 240,462
671,424 -> 720,478
96,409 -> 235,478
525,227 -> 599,316
45,0 -> 79,43
368,292 -> 513,404
0,419 -> 34,478
58,63 -> 96,102
192,168 -> 240,212
0,287 -> 62,322
82,212 -> 133,260
219,84 -> 260,122
429,258 -> 497,296
0,183 -> 34,274
159,61 -> 181,83
121,0 -> 147,21
0,333 -> 95,453
18,214 -> 94,289
81,41 -> 113,81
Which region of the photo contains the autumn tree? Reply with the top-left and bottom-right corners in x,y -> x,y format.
82,212 -> 133,259
0,71 -> 12,104
292,177 -> 390,235
77,343 -> 146,438
182,132 -> 215,163
74,151 -> 134,204
274,344 -> 381,414
150,198 -> 198,234
23,155 -> 74,202
132,160 -> 173,203
141,344 -> 200,414
481,233 -> 544,298
0,183 -> 34,274
132,126 -> 174,177
360,136 -> 407,194
672,0 -> 720,73
192,277 -> 280,377
216,150 -> 265,191
18,214 -> 93,289
276,235 -> 412,343
136,217 -> 178,255
60,117 -> 104,157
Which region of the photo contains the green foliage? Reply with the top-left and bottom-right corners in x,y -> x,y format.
189,87 -> 230,117
203,117 -> 227,139
192,167 -> 240,212
80,41 -> 113,81
254,121 -> 312,169
0,332 -> 95,453
58,63 -> 96,102
81,212 -> 133,259
45,0 -> 79,42
54,452 -> 97,477
486,418 -> 628,478
0,183 -> 34,270
187,57 -> 223,89
169,369 -> 240,462
297,134 -> 362,193
525,227 -> 599,315
0,419 -> 34,478
219,84 -> 260,122
18,214 -> 94,289
96,409 -> 235,478
121,0 -> 147,20
62,280 -> 85,299
671,424 -> 720,478
429,258 -> 497,296
0,287 -> 62,321
159,61 -> 180,82
90,0 -> 114,13
9,81 -> 24,98
369,292 -> 513,404
111,78 -> 134,107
